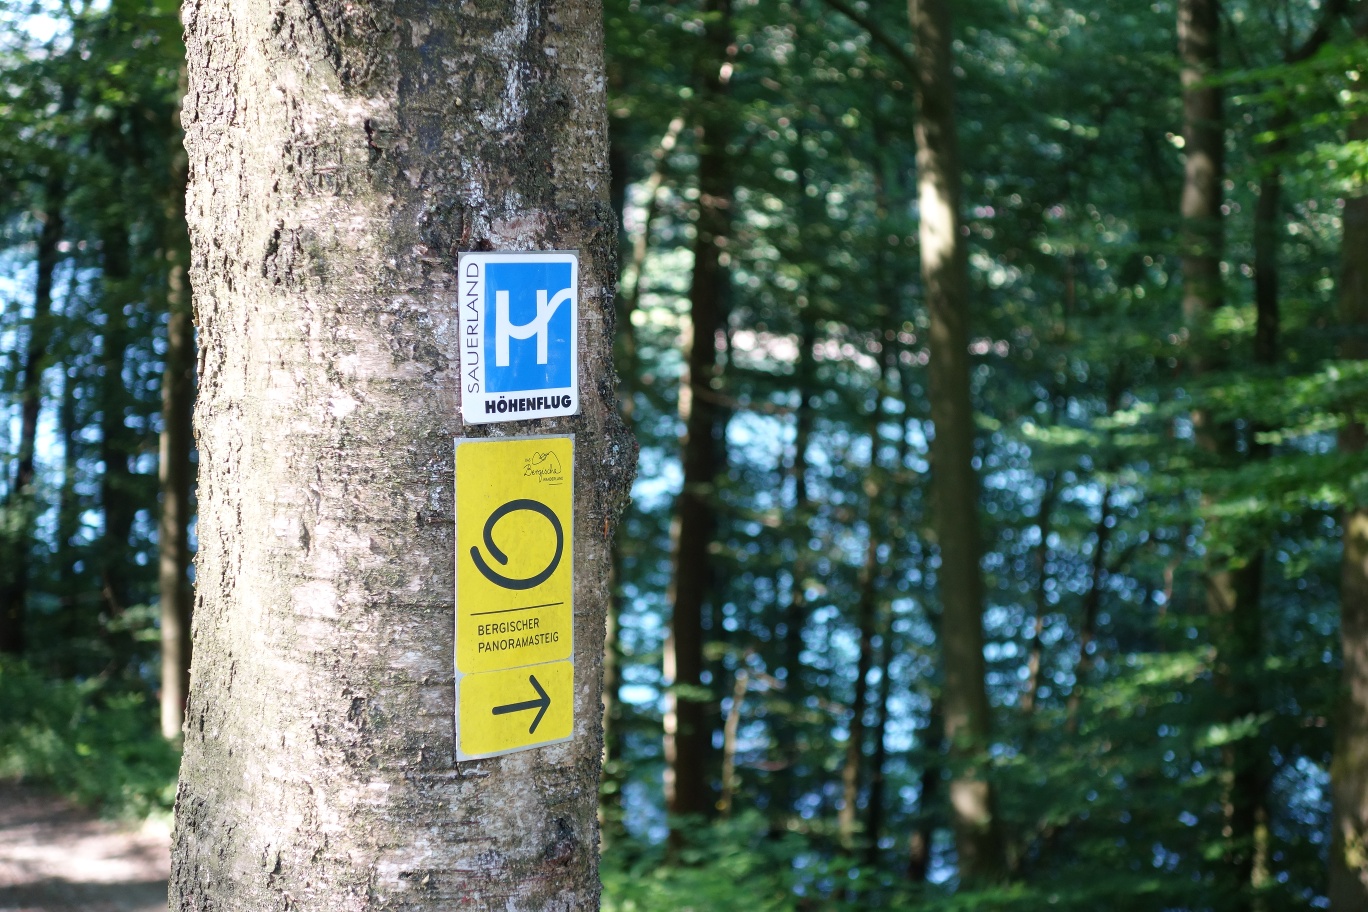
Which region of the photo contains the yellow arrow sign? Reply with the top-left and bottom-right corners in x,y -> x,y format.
457,662 -> 573,759
454,435 -> 574,759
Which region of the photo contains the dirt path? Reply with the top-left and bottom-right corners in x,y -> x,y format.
0,783 -> 169,912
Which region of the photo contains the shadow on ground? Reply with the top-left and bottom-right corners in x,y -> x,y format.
0,878 -> 168,912
0,782 -> 169,912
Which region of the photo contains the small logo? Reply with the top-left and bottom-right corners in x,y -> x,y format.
523,450 -> 564,485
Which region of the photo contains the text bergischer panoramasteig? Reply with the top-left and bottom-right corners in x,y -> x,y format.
476,615 -> 561,654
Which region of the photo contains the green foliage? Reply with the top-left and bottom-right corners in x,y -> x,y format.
0,658 -> 179,819
603,817 -> 808,912
0,0 -> 1361,904
601,813 -> 1203,912
602,814 -> 925,912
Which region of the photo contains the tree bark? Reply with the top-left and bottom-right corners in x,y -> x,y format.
664,0 -> 734,836
1330,19 -> 1368,907
171,0 -> 632,907
1178,3 -> 1267,903
159,85 -> 195,741
1178,0 -> 1224,345
908,0 -> 1008,885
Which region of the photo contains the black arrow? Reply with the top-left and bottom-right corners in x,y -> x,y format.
491,674 -> 551,734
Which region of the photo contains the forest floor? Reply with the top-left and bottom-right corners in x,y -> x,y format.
0,783 -> 169,912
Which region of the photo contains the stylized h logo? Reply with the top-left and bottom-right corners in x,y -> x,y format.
495,288 -> 574,367
483,259 -> 574,394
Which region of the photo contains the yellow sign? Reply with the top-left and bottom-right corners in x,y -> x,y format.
454,435 -> 574,760
457,662 -> 573,759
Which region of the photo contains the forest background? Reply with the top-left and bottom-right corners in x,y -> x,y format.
1,0 -> 1366,909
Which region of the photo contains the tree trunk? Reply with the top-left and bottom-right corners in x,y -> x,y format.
908,0 -> 1007,885
1242,11 -> 1346,893
0,173 -> 65,656
159,89 -> 195,741
1178,3 -> 1267,903
1178,0 -> 1223,345
1065,487 -> 1113,735
664,0 -> 734,836
865,623 -> 893,870
1330,21 -> 1368,906
1020,472 -> 1057,717
170,0 -> 632,907
97,220 -> 138,621
618,116 -> 684,347
866,365 -> 912,870
770,308 -> 818,823
1244,95 -> 1288,912
602,118 -> 684,837
1251,125 -> 1283,370
718,668 -> 748,817
839,345 -> 891,848
1334,504 -> 1368,910
907,695 -> 943,883
57,345 -> 85,676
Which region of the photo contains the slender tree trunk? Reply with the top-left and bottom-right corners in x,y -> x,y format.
1330,21 -> 1368,907
1178,0 -> 1224,346
57,349 -> 84,676
1251,129 -> 1282,370
907,695 -> 943,883
908,0 -> 1007,884
602,120 -> 685,830
1242,10 -> 1346,889
865,625 -> 893,870
665,0 -> 734,836
0,175 -> 65,656
1178,4 -> 1265,903
159,91 -> 195,741
171,0 -> 632,907
837,490 -> 878,848
619,116 -> 684,343
1021,472 -> 1057,716
770,310 -> 818,823
1065,487 -> 1113,735
98,221 -> 137,621
866,370 -> 912,870
718,668 -> 748,817
1244,101 -> 1287,912
840,345 -> 891,848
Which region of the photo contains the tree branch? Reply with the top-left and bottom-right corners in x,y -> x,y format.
815,0 -> 920,88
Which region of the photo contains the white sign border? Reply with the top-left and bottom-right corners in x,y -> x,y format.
458,250 -> 580,425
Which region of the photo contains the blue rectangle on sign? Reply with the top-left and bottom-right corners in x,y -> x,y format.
485,262 -> 574,393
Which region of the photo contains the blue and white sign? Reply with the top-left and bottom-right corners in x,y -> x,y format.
459,251 -> 580,424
